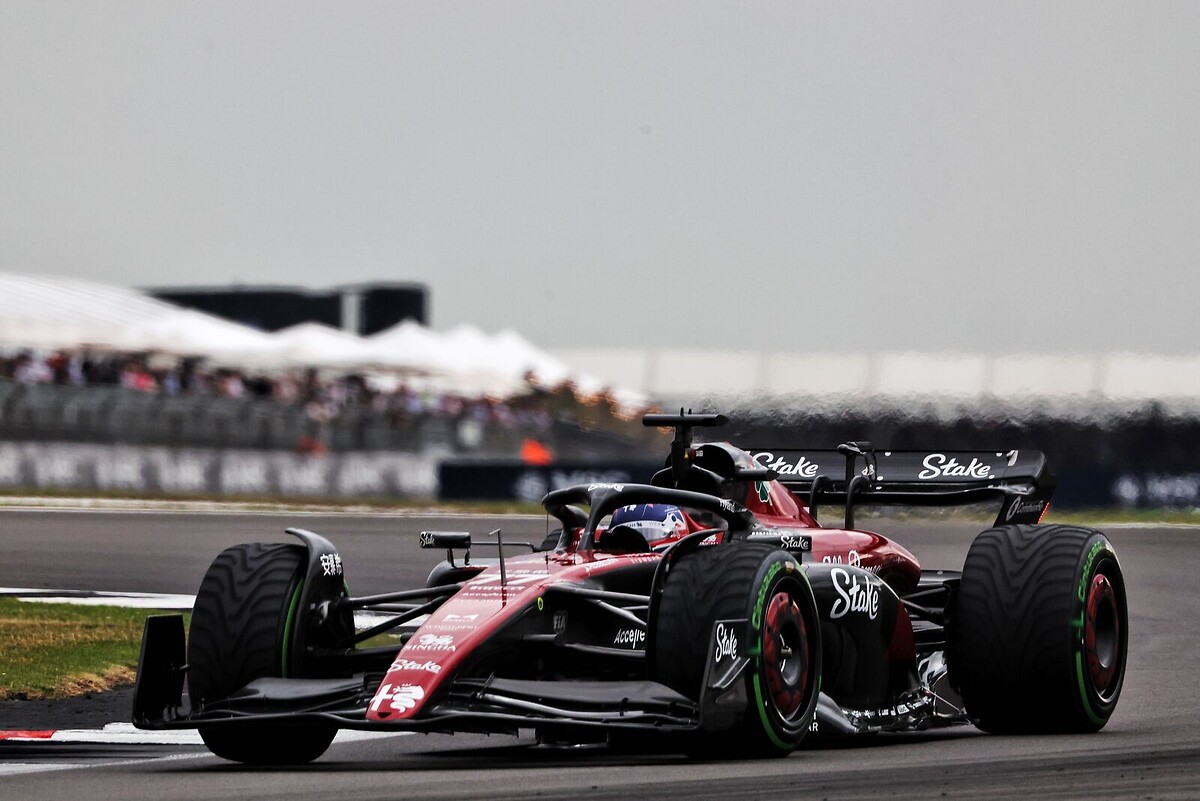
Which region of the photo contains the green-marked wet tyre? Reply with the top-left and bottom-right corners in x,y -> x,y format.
654,542 -> 821,757
187,542 -> 337,764
950,524 -> 1128,733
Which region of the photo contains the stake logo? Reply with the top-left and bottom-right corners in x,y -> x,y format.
829,568 -> 880,620
714,622 -> 738,664
389,657 -> 442,674
917,454 -> 995,480
752,452 -> 820,478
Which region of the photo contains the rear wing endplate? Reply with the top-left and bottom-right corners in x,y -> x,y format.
747,444 -> 1055,529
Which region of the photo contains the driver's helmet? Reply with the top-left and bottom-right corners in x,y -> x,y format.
608,503 -> 687,543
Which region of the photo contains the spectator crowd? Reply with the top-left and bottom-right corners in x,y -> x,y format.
0,349 -> 653,457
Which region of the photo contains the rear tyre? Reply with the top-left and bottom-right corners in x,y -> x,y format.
950,524 -> 1128,734
654,543 -> 821,757
187,542 -> 337,764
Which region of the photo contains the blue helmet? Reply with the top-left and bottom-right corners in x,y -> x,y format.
608,503 -> 687,543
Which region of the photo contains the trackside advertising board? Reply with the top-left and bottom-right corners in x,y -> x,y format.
0,442 -> 437,499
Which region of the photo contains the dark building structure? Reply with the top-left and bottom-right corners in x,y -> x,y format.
147,283 -> 428,335
357,285 -> 428,335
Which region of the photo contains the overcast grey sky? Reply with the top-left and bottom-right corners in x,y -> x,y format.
1,3 -> 1197,353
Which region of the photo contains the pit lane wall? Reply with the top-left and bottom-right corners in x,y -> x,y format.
0,442 -> 438,499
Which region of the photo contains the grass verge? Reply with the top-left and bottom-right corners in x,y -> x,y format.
0,598 -> 186,701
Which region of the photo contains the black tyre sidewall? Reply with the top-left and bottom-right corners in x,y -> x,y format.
744,552 -> 821,749
653,543 -> 820,756
1072,535 -> 1127,727
187,542 -> 336,763
951,525 -> 1129,734
187,543 -> 307,705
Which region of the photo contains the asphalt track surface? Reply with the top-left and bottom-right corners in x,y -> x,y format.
1,507 -> 1198,800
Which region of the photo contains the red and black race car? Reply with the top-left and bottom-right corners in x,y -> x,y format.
133,413 -> 1128,763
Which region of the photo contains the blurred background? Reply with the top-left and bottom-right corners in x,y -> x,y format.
0,269 -> 1194,510
2,3 -> 1198,512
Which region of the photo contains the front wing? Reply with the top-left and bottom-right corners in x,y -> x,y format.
135,613 -> 710,737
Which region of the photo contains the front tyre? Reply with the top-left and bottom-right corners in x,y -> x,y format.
950,524 -> 1128,734
187,542 -> 337,764
654,543 -> 821,756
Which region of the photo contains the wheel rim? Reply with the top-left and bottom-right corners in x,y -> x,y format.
1084,573 -> 1121,698
762,590 -> 808,719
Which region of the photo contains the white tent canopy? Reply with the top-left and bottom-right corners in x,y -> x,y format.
0,273 -> 178,350
364,319 -> 455,373
0,272 -> 644,405
246,322 -> 371,370
361,321 -> 618,396
113,309 -> 279,361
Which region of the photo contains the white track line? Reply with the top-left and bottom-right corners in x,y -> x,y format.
0,589 -> 423,631
0,725 -> 412,776
1,721 -> 410,746
1097,521 -> 1200,529
0,495 -> 545,519
0,588 -> 196,609
0,753 -> 209,777
1,722 -> 205,745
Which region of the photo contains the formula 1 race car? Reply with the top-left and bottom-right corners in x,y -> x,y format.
133,413 -> 1128,763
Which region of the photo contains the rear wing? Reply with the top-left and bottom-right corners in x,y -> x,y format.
747,444 -> 1055,529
